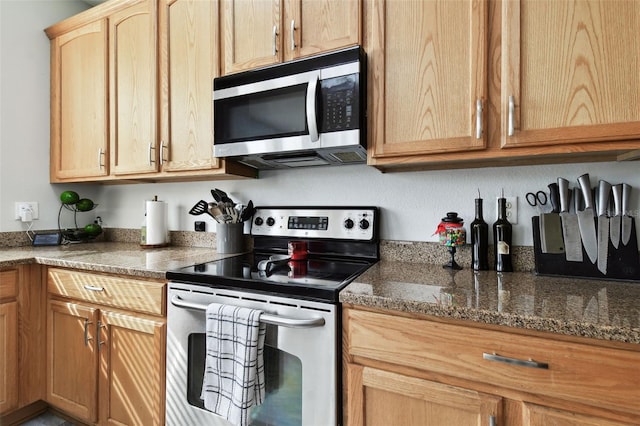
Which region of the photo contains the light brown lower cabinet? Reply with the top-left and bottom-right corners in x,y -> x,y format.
0,269 -> 19,414
46,268 -> 166,425
0,265 -> 45,421
343,306 -> 640,426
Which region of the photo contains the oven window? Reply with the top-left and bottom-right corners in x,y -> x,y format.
187,333 -> 303,425
215,84 -> 308,144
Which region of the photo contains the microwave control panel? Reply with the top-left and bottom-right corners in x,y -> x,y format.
320,75 -> 359,133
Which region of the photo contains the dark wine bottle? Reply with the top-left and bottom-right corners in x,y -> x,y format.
470,198 -> 489,271
493,197 -> 513,272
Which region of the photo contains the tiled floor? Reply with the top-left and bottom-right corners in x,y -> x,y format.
19,412 -> 75,426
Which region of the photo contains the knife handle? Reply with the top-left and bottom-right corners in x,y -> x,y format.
573,187 -> 582,213
548,183 -> 560,213
578,174 -> 594,210
622,183 -> 632,216
597,180 -> 611,217
612,184 -> 623,216
558,178 -> 570,213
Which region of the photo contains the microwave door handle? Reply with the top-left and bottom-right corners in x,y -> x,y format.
306,75 -> 320,142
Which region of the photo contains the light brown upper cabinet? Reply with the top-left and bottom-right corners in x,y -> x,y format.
502,0 -> 640,149
157,0 -> 221,173
48,20 -> 109,181
220,0 -> 362,75
366,0 -> 488,161
367,0 -> 640,172
109,0 -> 158,176
46,0 -> 255,183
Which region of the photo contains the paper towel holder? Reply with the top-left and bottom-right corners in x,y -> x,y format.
141,196 -> 170,248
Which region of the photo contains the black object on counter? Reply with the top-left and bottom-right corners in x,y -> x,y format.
471,197 -> 489,271
493,197 -> 513,272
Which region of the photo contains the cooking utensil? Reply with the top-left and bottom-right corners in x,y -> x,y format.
577,174 -> 598,264
257,254 -> 291,274
189,200 -> 212,217
610,184 -> 622,249
213,188 -> 234,204
558,177 -> 582,262
596,180 -> 611,274
539,183 -> 564,254
240,200 -> 255,222
622,183 -> 633,246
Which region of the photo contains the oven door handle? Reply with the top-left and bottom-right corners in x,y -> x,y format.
170,295 -> 326,329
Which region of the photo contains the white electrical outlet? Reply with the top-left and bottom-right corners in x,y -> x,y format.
504,196 -> 517,224
14,202 -> 39,221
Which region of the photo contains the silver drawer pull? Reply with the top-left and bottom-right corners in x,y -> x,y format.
83,285 -> 104,292
483,352 -> 549,369
170,295 -> 325,329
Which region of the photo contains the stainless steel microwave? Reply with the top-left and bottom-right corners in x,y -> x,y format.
213,46 -> 366,169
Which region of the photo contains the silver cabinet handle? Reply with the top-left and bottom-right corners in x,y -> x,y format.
306,75 -> 320,142
98,148 -> 105,169
98,321 -> 106,349
84,318 -> 93,346
490,415 -> 497,426
476,99 -> 483,139
483,352 -> 549,369
160,140 -> 166,165
148,142 -> 157,165
290,19 -> 296,51
170,295 -> 325,328
272,25 -> 278,56
507,95 -> 515,136
83,285 -> 104,292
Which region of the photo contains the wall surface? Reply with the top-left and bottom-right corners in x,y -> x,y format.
1,1 -> 638,247
0,0 -> 97,233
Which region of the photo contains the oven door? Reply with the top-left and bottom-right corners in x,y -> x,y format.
166,283 -> 338,426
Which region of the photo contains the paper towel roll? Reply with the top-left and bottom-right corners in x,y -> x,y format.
144,200 -> 168,246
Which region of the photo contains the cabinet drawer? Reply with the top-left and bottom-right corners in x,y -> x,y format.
344,309 -> 640,416
0,269 -> 18,299
48,268 -> 165,316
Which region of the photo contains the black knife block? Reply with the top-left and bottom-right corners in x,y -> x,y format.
532,215 -> 640,282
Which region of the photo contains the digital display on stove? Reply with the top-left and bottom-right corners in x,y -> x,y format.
288,216 -> 328,230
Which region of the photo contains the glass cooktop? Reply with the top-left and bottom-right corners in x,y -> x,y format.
166,252 -> 375,303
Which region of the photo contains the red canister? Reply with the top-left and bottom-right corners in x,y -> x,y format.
288,240 -> 308,260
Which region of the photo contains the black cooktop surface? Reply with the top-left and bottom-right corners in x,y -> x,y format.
166,252 -> 375,303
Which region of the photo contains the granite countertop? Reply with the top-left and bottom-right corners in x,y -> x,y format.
4,242 -> 640,344
0,242 -> 232,280
341,261 -> 640,345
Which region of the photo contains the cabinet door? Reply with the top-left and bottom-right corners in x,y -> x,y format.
110,0 -> 159,175
221,0 -> 282,75
367,0 -> 488,160
502,0 -> 640,148
99,310 -> 166,426
50,20 -> 109,181
346,363 -> 501,426
47,300 -> 98,423
523,402 -> 634,426
283,0 -> 361,62
159,0 -> 221,172
0,302 -> 18,414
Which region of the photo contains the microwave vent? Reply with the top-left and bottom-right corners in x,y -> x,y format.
330,151 -> 366,163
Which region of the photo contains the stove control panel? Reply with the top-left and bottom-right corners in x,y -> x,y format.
251,207 -> 377,240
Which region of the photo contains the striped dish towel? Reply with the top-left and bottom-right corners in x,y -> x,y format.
201,303 -> 266,426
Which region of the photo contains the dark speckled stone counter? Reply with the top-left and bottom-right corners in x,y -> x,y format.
341,261 -> 640,344
0,242 -> 237,280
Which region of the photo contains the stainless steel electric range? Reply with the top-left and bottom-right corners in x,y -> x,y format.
165,206 -> 379,426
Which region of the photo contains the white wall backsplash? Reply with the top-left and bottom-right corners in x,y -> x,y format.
1,0 -> 638,248
95,161 -> 640,246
